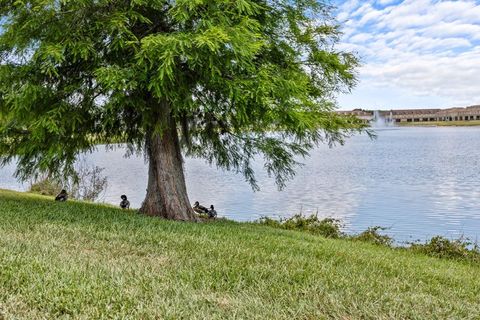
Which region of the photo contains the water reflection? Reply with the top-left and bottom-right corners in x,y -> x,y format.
1,127 -> 480,242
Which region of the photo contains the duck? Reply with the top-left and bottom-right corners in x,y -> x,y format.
208,205 -> 217,219
55,189 -> 68,202
120,195 -> 130,209
193,201 -> 209,214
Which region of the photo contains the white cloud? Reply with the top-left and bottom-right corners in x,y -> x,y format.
377,0 -> 397,5
336,0 -> 480,109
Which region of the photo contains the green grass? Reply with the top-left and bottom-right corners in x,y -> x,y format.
0,189 -> 479,319
398,120 -> 480,127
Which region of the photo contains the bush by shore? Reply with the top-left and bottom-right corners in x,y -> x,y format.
0,189 -> 479,319
256,214 -> 480,264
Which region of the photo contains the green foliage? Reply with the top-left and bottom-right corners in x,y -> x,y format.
350,226 -> 393,247
68,162 -> 108,202
29,177 -> 62,196
28,161 -> 108,201
257,214 -> 343,238
258,215 -> 392,244
257,215 -> 480,264
409,236 -> 480,263
1,189 -> 479,319
0,0 -> 367,189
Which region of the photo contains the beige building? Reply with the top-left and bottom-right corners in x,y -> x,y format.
338,105 -> 480,123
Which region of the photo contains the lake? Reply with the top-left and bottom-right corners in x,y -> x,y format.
1,126 -> 480,243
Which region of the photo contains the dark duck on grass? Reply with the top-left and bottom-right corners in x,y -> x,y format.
55,189 -> 68,202
120,195 -> 130,209
193,201 -> 209,214
208,205 -> 217,219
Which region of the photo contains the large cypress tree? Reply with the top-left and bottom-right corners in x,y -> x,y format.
0,0 -> 365,220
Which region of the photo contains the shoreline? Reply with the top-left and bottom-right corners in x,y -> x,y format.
3,188 -> 478,252
396,120 -> 480,127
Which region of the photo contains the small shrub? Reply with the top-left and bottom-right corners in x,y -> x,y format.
69,163 -> 108,201
409,236 -> 480,263
29,178 -> 62,196
257,216 -> 282,228
351,226 -> 393,247
257,214 -> 343,238
29,160 -> 108,202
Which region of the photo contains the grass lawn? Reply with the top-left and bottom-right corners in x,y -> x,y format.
398,120 -> 480,127
0,189 -> 479,319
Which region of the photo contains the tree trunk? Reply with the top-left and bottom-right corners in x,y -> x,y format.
139,101 -> 197,221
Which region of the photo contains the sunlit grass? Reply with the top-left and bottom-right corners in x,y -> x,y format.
398,120 -> 480,127
0,189 -> 479,319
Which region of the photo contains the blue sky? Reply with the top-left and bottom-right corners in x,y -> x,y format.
333,0 -> 480,110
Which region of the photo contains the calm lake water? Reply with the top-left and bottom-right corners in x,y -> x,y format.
1,126 -> 480,243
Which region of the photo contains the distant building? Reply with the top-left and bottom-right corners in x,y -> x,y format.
337,105 -> 480,123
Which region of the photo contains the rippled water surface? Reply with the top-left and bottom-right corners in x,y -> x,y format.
2,127 -> 480,242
